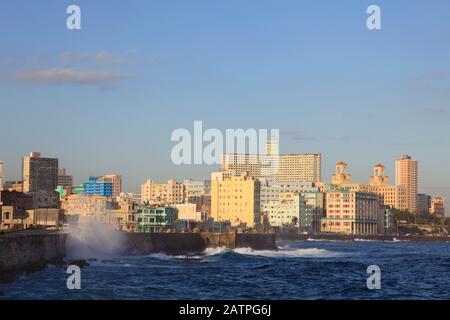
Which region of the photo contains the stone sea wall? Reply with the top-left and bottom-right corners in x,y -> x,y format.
0,231 -> 66,281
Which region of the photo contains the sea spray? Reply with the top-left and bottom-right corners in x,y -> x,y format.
66,223 -> 126,259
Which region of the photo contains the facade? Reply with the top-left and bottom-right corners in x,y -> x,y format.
395,155 -> 419,213
221,138 -> 321,182
211,172 -> 261,228
418,193 -> 432,214
321,185 -> 381,235
186,194 -> 211,216
0,206 -> 60,230
22,152 -> 59,208
97,174 -> 122,197
262,193 -> 306,228
63,194 -> 108,224
3,181 -> 23,192
0,161 -> 3,191
57,168 -> 73,189
83,176 -> 113,198
183,179 -> 211,197
174,203 -> 206,221
136,205 -> 177,232
331,162 -> 408,211
222,153 -> 322,183
140,178 -> 185,204
430,197 -> 445,217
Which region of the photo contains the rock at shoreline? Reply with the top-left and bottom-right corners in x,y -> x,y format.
67,259 -> 90,268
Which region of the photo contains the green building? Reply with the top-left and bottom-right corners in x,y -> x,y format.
136,205 -> 178,232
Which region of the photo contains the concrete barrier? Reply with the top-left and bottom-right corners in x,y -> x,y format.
0,230 -> 66,282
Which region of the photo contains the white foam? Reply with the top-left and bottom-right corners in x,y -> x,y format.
233,247 -> 342,258
203,246 -> 230,256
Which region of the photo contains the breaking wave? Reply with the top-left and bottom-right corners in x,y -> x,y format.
233,247 -> 342,258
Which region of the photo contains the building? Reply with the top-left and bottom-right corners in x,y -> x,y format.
174,203 -> 206,222
221,139 -> 321,182
430,197 -> 445,217
262,193 -> 306,228
63,194 -> 108,224
0,190 -> 34,211
1,206 -> 60,230
321,185 -> 381,235
0,161 -> 3,192
97,174 -> 122,197
3,181 -> 23,192
140,179 -> 185,204
211,172 -> 261,228
260,180 -> 319,206
22,152 -> 59,208
136,205 -> 178,232
58,168 -> 73,189
83,176 -> 113,198
330,162 -> 408,211
186,194 -> 211,216
395,155 -> 418,213
183,179 -> 211,197
418,193 -> 432,214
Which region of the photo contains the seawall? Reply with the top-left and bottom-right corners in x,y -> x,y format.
123,232 -> 277,255
0,230 -> 66,282
0,230 -> 276,281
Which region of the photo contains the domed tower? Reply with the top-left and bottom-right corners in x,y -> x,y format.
331,161 -> 352,185
369,163 -> 390,186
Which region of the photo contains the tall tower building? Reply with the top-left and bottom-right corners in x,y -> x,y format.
395,155 -> 418,213
22,152 -> 59,208
0,160 -> 4,191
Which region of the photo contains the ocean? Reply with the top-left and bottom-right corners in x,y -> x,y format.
1,240 -> 450,300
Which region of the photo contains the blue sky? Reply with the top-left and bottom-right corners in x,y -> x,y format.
0,0 -> 449,204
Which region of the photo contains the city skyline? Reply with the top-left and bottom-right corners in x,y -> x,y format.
0,1 -> 449,204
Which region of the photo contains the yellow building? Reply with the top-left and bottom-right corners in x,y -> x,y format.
140,178 -> 185,204
211,172 -> 260,228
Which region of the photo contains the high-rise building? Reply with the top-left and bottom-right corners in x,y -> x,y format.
0,161 -> 4,192
22,152 -> 59,208
140,179 -> 185,204
221,139 -> 321,182
97,175 -> 122,197
395,155 -> 419,213
210,172 -> 261,228
58,168 -> 73,189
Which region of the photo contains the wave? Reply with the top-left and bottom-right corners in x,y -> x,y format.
233,247 -> 342,258
144,246 -> 342,261
353,238 -> 378,242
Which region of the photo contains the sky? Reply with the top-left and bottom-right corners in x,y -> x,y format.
0,0 -> 449,207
